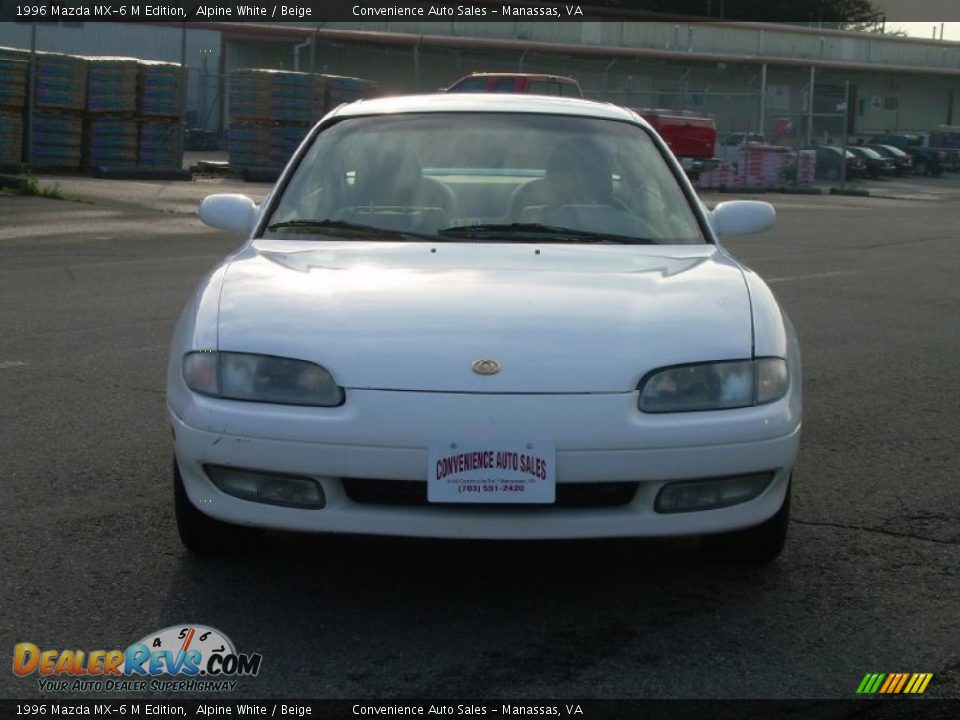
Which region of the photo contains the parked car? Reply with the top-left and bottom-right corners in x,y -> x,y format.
848,146 -> 896,178
171,93 -> 800,564
926,127 -> 960,171
867,144 -> 914,176
870,134 -> 944,176
808,145 -> 866,180
716,132 -> 766,163
446,72 -> 583,97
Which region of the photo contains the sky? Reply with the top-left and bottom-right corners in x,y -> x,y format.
888,22 -> 960,41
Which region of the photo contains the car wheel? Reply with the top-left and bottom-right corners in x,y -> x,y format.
173,458 -> 262,554
699,480 -> 791,565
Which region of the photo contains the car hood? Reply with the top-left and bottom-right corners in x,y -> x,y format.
214,240 -> 753,393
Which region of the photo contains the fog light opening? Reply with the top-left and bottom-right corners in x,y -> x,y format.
204,465 -> 325,509
655,472 -> 774,514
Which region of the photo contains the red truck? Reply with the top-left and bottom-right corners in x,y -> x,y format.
630,108 -> 718,162
446,72 -> 583,98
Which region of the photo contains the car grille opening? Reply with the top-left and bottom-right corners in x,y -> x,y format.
341,478 -> 639,508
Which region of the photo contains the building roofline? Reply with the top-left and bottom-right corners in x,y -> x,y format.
149,21 -> 960,77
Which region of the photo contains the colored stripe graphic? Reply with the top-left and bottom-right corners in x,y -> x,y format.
913,674 -> 933,694
856,673 -> 885,694
857,673 -> 932,694
893,673 -> 910,693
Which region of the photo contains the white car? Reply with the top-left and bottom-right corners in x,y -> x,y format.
168,94 -> 801,563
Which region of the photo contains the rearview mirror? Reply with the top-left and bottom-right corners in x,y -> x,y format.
709,200 -> 775,237
199,194 -> 258,233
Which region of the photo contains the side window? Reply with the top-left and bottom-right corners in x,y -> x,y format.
529,81 -> 562,96
450,78 -> 486,93
494,78 -> 517,93
559,82 -> 581,98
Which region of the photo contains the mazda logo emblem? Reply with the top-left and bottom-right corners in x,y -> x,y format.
471,359 -> 501,376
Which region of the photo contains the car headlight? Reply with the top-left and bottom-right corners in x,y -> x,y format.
639,358 -> 788,413
183,351 -> 343,406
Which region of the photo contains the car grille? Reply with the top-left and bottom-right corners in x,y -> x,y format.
341,478 -> 639,508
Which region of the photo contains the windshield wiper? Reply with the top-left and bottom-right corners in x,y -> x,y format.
436,223 -> 655,244
265,219 -> 435,241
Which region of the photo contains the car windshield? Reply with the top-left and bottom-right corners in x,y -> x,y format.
877,145 -> 907,157
264,112 -> 706,245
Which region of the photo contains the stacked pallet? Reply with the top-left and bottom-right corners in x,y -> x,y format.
31,111 -> 83,169
33,51 -> 88,111
0,110 -> 23,166
138,61 -> 183,116
83,57 -> 139,169
796,149 -> 816,186
737,144 -> 794,187
137,61 -> 183,169
695,160 -> 740,189
84,115 -> 139,168
31,51 -> 87,169
0,47 -> 88,169
0,56 -> 26,166
138,118 -> 181,168
87,57 -> 138,113
228,69 -> 375,173
695,147 -> 817,190
0,56 -> 27,108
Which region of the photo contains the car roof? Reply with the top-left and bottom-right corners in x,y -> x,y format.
330,93 -> 648,126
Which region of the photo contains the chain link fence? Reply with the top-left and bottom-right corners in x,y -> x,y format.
3,24 -> 936,184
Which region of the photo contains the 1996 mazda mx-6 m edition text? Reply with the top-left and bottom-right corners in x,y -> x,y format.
167,94 -> 801,563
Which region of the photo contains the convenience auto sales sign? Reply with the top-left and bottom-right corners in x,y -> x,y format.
428,440 -> 556,503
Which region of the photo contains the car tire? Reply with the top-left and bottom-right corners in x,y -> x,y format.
699,480 -> 791,565
173,458 -> 262,554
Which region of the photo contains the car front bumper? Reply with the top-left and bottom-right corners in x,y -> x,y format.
169,389 -> 801,540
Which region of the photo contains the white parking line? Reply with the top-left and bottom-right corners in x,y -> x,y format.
0,360 -> 27,369
766,270 -> 859,283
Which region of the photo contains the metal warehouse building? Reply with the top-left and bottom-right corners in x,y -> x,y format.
3,17 -> 960,144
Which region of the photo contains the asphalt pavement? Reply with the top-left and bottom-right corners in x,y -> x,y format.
1,178 -> 957,700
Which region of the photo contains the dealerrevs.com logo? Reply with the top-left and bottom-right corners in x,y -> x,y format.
13,624 -> 262,692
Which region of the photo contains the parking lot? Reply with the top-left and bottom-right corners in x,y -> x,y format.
1,173 -> 958,699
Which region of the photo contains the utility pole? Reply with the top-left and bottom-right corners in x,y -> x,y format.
179,22 -> 187,170
759,63 -> 767,137
25,22 -> 37,166
840,80 -> 850,186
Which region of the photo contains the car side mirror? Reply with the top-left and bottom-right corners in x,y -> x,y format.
199,194 -> 258,233
709,200 -> 776,237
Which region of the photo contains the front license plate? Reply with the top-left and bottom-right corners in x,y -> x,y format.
428,441 -> 556,504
